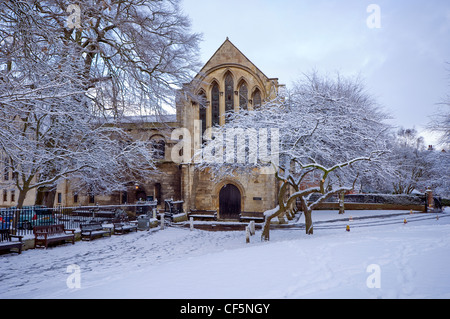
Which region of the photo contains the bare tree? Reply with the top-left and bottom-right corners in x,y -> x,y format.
195,72 -> 392,240
0,0 -> 201,211
390,128 -> 429,194
428,64 -> 450,148
389,128 -> 449,198
3,0 -> 201,116
428,99 -> 450,149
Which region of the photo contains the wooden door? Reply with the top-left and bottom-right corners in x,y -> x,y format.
135,187 -> 147,202
219,184 -> 241,219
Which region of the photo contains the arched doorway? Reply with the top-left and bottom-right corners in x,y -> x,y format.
219,184 -> 241,220
135,186 -> 147,202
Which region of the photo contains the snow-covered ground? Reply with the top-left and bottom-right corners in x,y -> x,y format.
1,209 -> 450,299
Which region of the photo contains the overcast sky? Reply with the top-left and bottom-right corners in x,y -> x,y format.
181,0 -> 450,146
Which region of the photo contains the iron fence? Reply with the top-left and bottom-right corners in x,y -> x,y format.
0,202 -> 157,236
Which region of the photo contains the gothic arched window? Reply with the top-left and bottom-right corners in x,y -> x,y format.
224,73 -> 234,121
197,90 -> 207,136
239,82 -> 248,111
211,82 -> 220,127
252,88 -> 262,109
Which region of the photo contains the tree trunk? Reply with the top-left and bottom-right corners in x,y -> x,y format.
16,189 -> 28,209
339,191 -> 345,214
261,214 -> 274,241
261,207 -> 282,241
304,208 -> 313,235
261,221 -> 270,241
261,179 -> 291,241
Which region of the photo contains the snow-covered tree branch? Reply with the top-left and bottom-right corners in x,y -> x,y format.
0,0 -> 201,212
194,72 -> 393,240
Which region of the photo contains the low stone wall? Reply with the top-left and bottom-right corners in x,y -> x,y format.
313,202 -> 425,211
310,194 -> 426,211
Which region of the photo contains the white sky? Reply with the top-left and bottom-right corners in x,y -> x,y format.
181,0 -> 450,146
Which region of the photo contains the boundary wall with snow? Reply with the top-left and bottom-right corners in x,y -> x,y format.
310,194 -> 427,211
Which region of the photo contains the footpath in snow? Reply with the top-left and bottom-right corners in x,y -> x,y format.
1,209 -> 450,299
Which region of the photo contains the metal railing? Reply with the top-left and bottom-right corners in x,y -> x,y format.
0,202 -> 157,236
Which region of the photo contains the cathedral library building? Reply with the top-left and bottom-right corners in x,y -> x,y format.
1,39 -> 285,221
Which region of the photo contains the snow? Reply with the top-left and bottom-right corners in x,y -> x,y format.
1,209 -> 450,299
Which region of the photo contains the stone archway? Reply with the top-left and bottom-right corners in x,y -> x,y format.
135,186 -> 147,202
219,184 -> 241,220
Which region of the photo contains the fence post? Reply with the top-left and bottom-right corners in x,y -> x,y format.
12,208 -> 18,236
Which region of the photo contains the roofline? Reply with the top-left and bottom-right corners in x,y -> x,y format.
193,37 -> 271,82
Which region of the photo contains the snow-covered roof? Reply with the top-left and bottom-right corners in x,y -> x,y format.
101,114 -> 177,124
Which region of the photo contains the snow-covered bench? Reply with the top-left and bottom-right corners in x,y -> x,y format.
239,212 -> 265,223
188,210 -> 217,221
80,222 -> 112,241
33,224 -> 75,249
0,229 -> 23,254
112,221 -> 138,235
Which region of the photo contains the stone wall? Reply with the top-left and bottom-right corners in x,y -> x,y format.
190,168 -> 277,216
310,193 -> 427,211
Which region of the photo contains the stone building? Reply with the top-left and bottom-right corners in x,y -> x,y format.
1,38 -> 284,219
176,38 -> 283,219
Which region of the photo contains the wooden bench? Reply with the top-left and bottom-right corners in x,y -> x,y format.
239,212 -> 265,223
80,222 -> 112,241
73,209 -> 95,217
94,210 -> 116,219
33,224 -> 75,249
188,210 -> 217,221
112,222 -> 138,235
0,229 -> 23,255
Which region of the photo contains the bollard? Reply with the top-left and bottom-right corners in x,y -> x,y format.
246,226 -> 250,243
190,217 -> 194,231
161,213 -> 165,230
249,220 -> 255,236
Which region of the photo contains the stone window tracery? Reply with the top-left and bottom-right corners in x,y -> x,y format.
224,73 -> 234,121
253,88 -> 262,109
211,82 -> 220,127
239,82 -> 248,110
